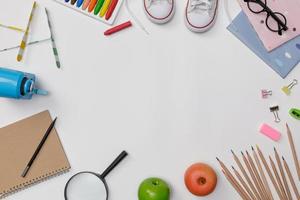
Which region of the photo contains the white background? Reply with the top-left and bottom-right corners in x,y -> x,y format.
1,0 -> 300,199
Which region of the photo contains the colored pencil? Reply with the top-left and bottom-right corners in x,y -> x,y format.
269,156 -> 288,200
17,1 -> 37,62
274,148 -> 292,200
282,157 -> 300,199
252,147 -> 273,200
242,151 -> 264,199
286,123 -> 300,181
231,150 -> 261,200
222,169 -> 249,200
217,158 -> 251,200
0,23 -> 25,32
45,8 -> 61,68
246,151 -> 269,200
232,166 -> 256,200
104,21 -> 132,36
256,146 -> 284,200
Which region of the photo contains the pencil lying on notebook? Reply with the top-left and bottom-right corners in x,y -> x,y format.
17,1 -> 37,62
21,117 -> 57,177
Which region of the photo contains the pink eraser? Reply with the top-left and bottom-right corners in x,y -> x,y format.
260,123 -> 281,141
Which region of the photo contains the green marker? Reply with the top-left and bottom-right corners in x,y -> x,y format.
94,0 -> 105,15
289,108 -> 300,120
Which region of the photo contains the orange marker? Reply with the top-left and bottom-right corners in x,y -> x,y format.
88,0 -> 98,12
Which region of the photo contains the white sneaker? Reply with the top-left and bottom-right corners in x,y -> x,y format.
185,0 -> 218,33
144,0 -> 175,24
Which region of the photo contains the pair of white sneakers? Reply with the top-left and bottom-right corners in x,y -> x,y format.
144,0 -> 218,32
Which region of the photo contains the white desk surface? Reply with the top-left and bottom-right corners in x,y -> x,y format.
1,0 -> 300,199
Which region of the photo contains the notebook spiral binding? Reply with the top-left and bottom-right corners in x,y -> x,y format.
0,166 -> 70,199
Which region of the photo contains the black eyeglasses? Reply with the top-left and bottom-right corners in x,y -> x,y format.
244,0 -> 288,35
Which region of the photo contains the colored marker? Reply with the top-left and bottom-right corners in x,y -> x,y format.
71,0 -> 77,5
88,0 -> 98,12
82,0 -> 91,10
17,1 -> 37,62
94,0 -> 105,15
76,0 -> 84,7
104,21 -> 132,36
99,0 -> 111,17
105,0 -> 118,20
65,0 -> 70,2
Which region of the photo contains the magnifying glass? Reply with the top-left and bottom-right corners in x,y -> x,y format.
64,151 -> 128,200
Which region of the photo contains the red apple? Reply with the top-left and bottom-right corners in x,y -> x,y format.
184,163 -> 217,196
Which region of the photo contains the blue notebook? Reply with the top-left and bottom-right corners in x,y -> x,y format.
227,12 -> 300,78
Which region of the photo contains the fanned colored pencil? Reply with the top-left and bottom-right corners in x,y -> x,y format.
246,150 -> 269,200
45,8 -> 61,68
0,23 -> 25,32
216,157 -> 251,200
231,150 -> 261,200
269,156 -> 288,200
242,151 -> 264,199
231,166 -> 256,200
252,146 -> 273,200
256,145 -> 284,200
286,123 -> 300,181
282,157 -> 300,199
17,1 -> 37,62
274,148 -> 292,200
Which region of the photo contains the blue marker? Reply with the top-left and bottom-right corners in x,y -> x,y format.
65,0 -> 70,2
0,67 -> 48,100
76,0 -> 84,7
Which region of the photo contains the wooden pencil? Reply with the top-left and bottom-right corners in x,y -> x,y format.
282,157 -> 300,199
246,150 -> 269,200
256,145 -> 284,200
217,158 -> 251,200
222,169 -> 248,200
232,166 -> 257,200
274,148 -> 292,200
252,147 -> 273,200
286,123 -> 300,181
269,156 -> 288,200
232,150 -> 261,200
242,151 -> 264,199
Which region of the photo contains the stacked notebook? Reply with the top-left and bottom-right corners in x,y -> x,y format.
0,111 -> 70,198
228,0 -> 300,78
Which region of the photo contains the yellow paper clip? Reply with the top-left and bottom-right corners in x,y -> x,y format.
282,79 -> 298,95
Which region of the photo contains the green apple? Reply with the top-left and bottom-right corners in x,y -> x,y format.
138,177 -> 170,200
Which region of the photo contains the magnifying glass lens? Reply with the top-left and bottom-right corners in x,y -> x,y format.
66,173 -> 107,200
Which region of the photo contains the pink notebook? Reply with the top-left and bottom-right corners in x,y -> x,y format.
237,0 -> 300,52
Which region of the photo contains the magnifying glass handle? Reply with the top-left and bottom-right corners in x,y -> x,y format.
101,151 -> 128,178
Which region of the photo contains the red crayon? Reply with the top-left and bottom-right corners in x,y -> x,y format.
105,0 -> 118,20
104,21 -> 132,36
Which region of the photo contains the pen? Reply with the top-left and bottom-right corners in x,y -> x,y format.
104,21 -> 132,36
21,117 -> 57,177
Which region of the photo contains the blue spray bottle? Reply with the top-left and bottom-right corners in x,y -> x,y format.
0,67 -> 48,99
